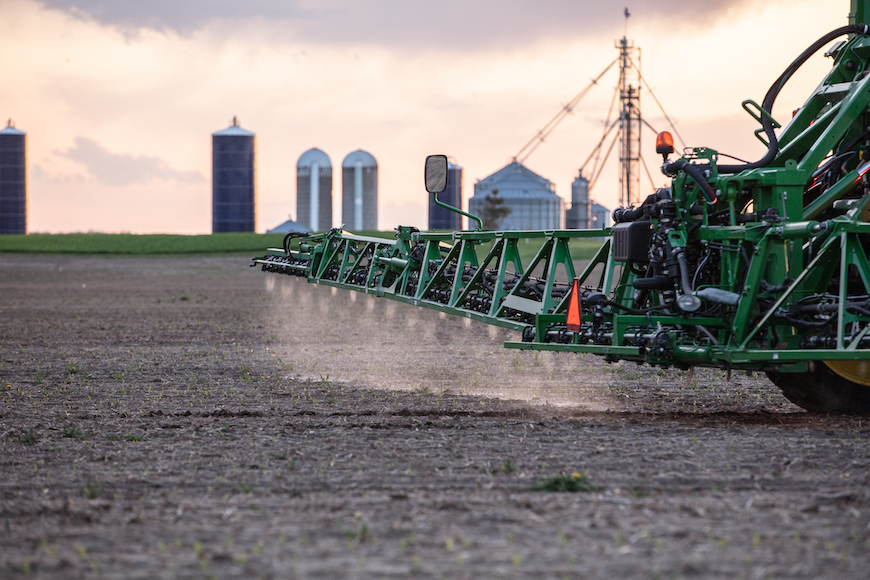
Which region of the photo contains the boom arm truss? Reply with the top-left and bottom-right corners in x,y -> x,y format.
252,2 -> 870,412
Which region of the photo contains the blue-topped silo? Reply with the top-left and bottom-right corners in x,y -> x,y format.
0,119 -> 27,235
341,150 -> 378,231
212,117 -> 256,233
297,148 -> 333,232
428,161 -> 463,230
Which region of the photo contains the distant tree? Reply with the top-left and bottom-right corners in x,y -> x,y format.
479,188 -> 512,230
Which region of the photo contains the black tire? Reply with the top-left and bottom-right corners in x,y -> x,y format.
766,361 -> 870,414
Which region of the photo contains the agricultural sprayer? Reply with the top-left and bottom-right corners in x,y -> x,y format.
254,1 -> 870,414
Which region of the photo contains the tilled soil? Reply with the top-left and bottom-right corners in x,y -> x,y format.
1,254 -> 869,579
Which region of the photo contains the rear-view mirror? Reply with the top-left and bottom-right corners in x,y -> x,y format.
424,155 -> 448,194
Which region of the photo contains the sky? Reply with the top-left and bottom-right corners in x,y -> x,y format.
0,0 -> 852,233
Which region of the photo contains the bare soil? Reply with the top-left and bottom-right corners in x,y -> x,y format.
1,254 -> 869,579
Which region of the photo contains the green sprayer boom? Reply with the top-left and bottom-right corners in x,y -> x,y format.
254,1 -> 870,414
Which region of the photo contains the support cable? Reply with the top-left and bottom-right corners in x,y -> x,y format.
638,115 -> 658,135
583,117 -> 620,179
585,82 -> 621,180
633,65 -> 687,150
639,153 -> 657,192
515,58 -> 618,163
590,129 -> 621,191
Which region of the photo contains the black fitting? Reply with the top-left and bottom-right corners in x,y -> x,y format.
633,275 -> 672,290
663,160 -> 717,203
612,189 -> 672,223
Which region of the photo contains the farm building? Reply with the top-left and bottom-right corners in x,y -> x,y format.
469,161 -> 562,230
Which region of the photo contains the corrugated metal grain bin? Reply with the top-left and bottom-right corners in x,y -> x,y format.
341,149 -> 378,231
470,161 -> 562,230
0,120 -> 27,234
566,170 -> 590,229
297,148 -> 333,232
428,161 -> 463,230
212,117 -> 256,233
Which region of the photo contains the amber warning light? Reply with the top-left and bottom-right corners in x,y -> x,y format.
656,131 -> 675,158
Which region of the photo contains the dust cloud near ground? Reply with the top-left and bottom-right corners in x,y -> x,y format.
264,271 -> 794,414
1,255 -> 869,579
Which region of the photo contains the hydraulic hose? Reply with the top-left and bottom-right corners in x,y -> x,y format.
283,231 -> 311,254
663,160 -> 717,202
718,24 -> 870,174
612,192 -> 656,222
612,188 -> 671,223
676,251 -> 694,295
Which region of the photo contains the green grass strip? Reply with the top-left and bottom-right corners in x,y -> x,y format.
0,230 -> 602,259
0,233 -> 289,255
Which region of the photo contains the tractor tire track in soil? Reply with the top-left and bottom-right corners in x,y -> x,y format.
1,255 -> 869,579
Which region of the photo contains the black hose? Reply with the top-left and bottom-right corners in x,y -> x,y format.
604,300 -> 662,315
782,314 -> 834,328
718,24 -> 869,174
282,231 -> 311,254
664,160 -> 717,202
848,304 -> 870,318
676,251 -> 694,295
612,190 -> 669,223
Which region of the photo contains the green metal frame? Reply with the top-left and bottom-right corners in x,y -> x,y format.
255,227 -> 607,332
254,1 -> 870,375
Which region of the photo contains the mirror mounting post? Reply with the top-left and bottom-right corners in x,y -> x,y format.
424,154 -> 484,231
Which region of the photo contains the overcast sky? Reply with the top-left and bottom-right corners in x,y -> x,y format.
0,0 -> 851,233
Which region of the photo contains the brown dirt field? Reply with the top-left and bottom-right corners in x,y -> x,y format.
1,254 -> 870,579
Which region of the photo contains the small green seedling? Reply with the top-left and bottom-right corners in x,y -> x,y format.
532,472 -> 601,492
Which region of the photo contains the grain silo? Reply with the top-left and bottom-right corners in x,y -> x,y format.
0,119 -> 27,235
297,148 -> 333,232
591,202 -> 611,229
212,117 -> 256,233
428,161 -> 463,230
341,150 -> 378,231
469,161 -> 562,230
565,170 -> 590,229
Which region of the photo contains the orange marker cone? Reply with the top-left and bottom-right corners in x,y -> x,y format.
566,279 -> 582,332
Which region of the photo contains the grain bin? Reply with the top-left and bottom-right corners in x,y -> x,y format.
212,117 -> 256,233
341,150 -> 378,231
0,119 -> 27,234
297,148 -> 333,232
470,161 -> 562,230
428,161 -> 463,230
565,170 -> 590,229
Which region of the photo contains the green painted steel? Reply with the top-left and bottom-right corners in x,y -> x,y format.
253,1 -> 870,378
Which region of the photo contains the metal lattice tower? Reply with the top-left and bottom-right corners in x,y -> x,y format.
617,36 -> 641,208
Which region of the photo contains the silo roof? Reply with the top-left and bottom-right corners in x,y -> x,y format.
213,116 -> 254,137
213,126 -> 254,137
0,122 -> 25,135
342,149 -> 377,168
298,148 -> 331,168
267,218 -> 309,234
473,161 -> 557,199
